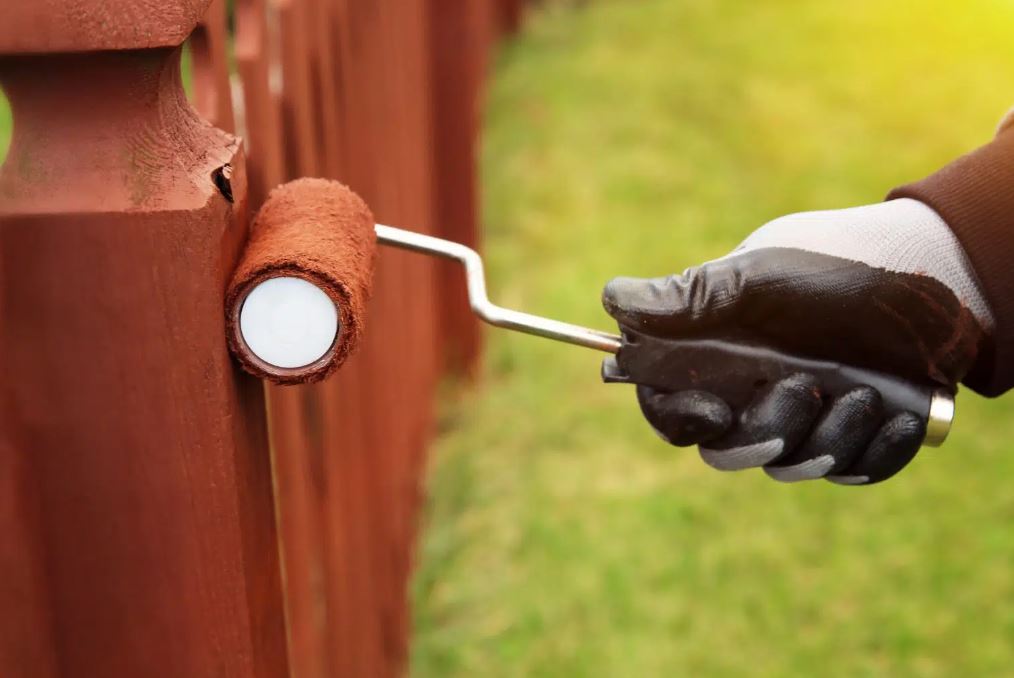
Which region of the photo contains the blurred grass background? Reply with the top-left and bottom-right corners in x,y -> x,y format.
411,1 -> 1013,676
0,94 -> 10,163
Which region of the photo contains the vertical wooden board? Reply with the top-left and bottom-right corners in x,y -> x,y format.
277,0 -> 321,177
0,423 -> 58,677
0,47 -> 288,678
332,6 -> 399,674
264,385 -> 332,678
495,0 -> 525,36
190,0 -> 236,132
428,0 -> 487,374
322,362 -> 386,677
256,2 -> 338,676
357,1 -> 436,669
385,1 -> 441,647
308,0 -> 343,178
235,0 -> 286,206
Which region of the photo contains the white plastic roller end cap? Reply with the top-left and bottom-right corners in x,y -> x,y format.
239,276 -> 339,369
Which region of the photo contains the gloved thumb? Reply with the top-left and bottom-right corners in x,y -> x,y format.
602,260 -> 743,338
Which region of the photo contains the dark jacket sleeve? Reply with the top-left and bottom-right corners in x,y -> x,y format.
888,126 -> 1014,397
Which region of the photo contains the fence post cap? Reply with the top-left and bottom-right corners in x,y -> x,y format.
0,0 -> 212,54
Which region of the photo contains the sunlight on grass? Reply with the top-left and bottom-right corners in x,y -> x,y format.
412,1 -> 1014,676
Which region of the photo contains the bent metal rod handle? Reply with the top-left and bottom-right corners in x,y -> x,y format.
375,225 -> 622,353
374,225 -> 953,448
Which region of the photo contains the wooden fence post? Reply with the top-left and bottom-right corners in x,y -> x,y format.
0,3 -> 289,677
1,1 -> 522,676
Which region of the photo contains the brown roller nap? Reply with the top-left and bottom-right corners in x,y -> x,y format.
226,178 -> 377,384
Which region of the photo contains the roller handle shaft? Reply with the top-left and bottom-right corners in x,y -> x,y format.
601,330 -> 954,447
376,224 -> 622,352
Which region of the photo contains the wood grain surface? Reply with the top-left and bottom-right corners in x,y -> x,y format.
0,1 -> 523,676
0,42 -> 289,678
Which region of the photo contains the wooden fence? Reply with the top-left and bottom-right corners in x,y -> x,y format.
0,1 -> 522,676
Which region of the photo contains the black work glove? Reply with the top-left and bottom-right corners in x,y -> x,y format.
603,199 -> 992,485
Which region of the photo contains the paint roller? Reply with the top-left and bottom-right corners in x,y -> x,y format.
225,178 -> 955,446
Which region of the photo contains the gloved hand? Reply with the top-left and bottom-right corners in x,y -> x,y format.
603,198 -> 993,485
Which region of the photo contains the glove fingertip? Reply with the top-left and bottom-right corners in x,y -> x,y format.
637,387 -> 732,447
602,276 -> 652,319
602,274 -> 699,330
827,411 -> 925,486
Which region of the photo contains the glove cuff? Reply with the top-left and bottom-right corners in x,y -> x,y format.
889,128 -> 1014,396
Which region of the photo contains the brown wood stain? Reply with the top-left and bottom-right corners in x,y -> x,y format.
0,40 -> 289,678
1,0 -> 523,676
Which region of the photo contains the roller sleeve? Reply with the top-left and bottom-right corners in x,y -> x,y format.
225,178 -> 377,384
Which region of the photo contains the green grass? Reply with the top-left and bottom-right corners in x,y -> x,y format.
411,1 -> 1014,676
0,91 -> 11,164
